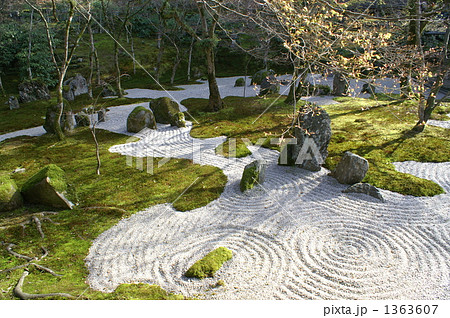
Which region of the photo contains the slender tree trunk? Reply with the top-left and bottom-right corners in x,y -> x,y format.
130,28 -> 136,75
187,36 -> 195,81
88,24 -> 95,98
205,45 -> 223,111
285,65 -> 299,105
27,9 -> 34,81
0,74 -> 5,96
90,124 -> 101,175
114,41 -> 124,98
155,29 -> 164,82
95,48 -> 101,86
53,76 -> 66,141
170,52 -> 181,85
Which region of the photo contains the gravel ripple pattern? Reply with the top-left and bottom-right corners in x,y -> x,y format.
86,122 -> 450,299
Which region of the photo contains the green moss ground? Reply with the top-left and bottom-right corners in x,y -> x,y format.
0,173 -> 17,202
183,96 -> 300,158
185,247 -> 233,279
324,97 -> 449,196
183,95 -> 449,196
0,129 -> 227,299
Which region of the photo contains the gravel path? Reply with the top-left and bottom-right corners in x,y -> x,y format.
86,120 -> 450,300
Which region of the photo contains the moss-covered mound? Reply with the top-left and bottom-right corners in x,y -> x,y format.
126,106 -> 157,133
150,97 -> 185,127
22,164 -> 67,194
234,78 -> 245,87
21,164 -> 73,209
0,173 -> 23,212
240,160 -> 267,192
185,247 -> 233,279
251,69 -> 275,85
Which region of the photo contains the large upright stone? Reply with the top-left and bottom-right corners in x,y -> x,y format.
127,106 -> 157,133
21,164 -> 73,209
0,173 -> 23,212
279,103 -> 332,171
18,80 -> 51,103
331,151 -> 369,184
43,108 -> 66,134
63,74 -> 89,101
150,97 -> 185,128
332,72 -> 349,96
240,160 -> 267,192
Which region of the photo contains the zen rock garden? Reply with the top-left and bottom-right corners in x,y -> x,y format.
0,0 -> 449,304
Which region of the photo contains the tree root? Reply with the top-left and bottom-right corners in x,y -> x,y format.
29,263 -> 62,277
83,206 -> 127,214
6,244 -> 36,262
1,244 -> 61,276
13,271 -> 73,300
31,216 -> 45,239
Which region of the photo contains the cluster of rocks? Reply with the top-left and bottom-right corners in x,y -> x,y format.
18,80 -> 51,103
63,74 -> 89,101
331,151 -> 384,202
0,164 -> 73,213
126,97 -> 186,133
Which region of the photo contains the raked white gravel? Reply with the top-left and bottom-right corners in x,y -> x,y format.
85,120 -> 450,300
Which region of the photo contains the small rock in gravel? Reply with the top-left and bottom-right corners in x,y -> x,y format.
342,183 -> 385,202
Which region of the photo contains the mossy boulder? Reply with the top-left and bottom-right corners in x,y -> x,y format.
251,69 -> 275,85
127,106 -> 157,133
234,78 -> 246,87
0,173 -> 23,212
149,97 -> 185,128
240,160 -> 267,192
185,247 -> 233,279
21,164 -> 73,209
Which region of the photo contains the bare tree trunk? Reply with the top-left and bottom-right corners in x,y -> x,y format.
27,9 -> 34,81
130,27 -> 136,75
170,51 -> 181,85
413,25 -> 450,132
90,123 -> 101,175
205,45 -> 223,111
88,24 -> 95,98
114,41 -> 124,98
155,28 -> 164,82
187,36 -> 195,81
0,74 -> 5,96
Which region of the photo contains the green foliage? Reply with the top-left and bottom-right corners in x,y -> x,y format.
0,22 -> 56,86
185,247 -> 233,279
21,164 -> 67,194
